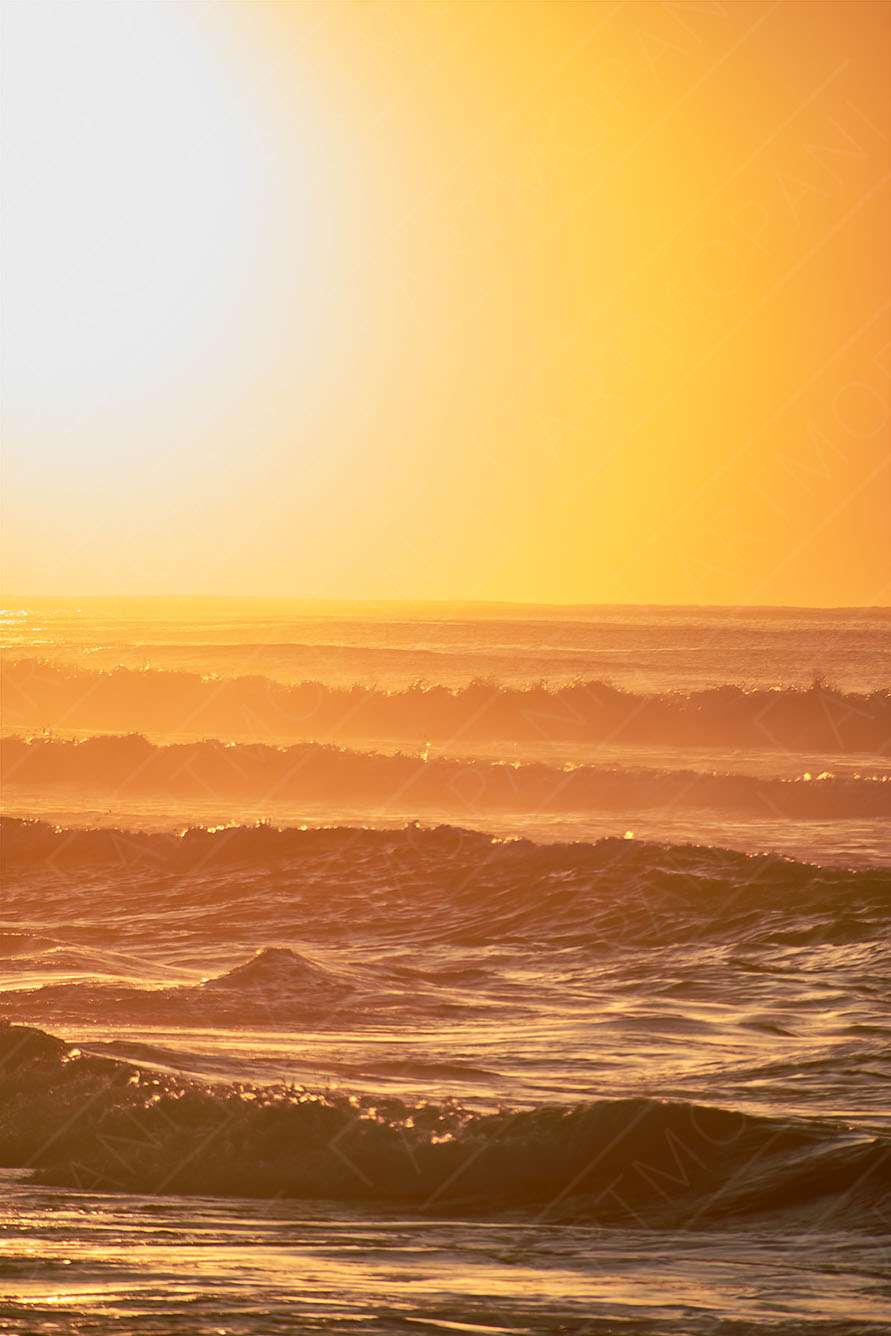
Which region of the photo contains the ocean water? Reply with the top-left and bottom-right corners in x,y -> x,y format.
1,600 -> 889,1334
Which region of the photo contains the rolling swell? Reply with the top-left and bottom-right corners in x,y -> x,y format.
3,818 -> 888,950
0,1022 -> 887,1224
0,947 -> 363,1025
4,659 -> 889,752
3,733 -> 888,819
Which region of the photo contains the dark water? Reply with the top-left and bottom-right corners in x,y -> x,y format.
1,603 -> 889,1333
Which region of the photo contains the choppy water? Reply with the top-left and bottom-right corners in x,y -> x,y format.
1,601 -> 889,1334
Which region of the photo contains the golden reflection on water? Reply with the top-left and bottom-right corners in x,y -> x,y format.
2,1181 -> 889,1332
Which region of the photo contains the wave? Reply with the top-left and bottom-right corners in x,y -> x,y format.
4,660 -> 889,753
3,818 -> 888,951
4,733 -> 888,820
0,1022 -> 886,1224
0,947 -> 362,1026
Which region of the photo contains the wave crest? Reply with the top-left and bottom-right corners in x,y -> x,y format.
4,660 -> 889,752
0,947 -> 358,1025
0,1023 -> 886,1223
3,818 -> 888,953
4,733 -> 888,820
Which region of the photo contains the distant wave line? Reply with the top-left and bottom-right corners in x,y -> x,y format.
3,733 -> 889,819
3,660 -> 889,753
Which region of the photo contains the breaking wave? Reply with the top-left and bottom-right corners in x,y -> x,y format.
4,733 -> 889,819
3,818 -> 888,953
4,660 -> 889,752
0,1023 -> 886,1224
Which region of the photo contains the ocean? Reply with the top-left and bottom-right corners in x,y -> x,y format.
1,599 -> 889,1335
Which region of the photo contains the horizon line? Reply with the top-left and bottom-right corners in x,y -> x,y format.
3,594 -> 890,613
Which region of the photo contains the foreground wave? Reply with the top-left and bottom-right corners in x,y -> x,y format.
4,660 -> 890,752
4,733 -> 889,819
1,1022 -> 887,1226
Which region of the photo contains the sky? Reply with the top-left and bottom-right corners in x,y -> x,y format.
2,0 -> 889,605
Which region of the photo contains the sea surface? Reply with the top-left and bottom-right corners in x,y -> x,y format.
1,599 -> 889,1334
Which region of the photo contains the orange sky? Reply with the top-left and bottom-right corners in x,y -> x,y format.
3,0 -> 889,605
